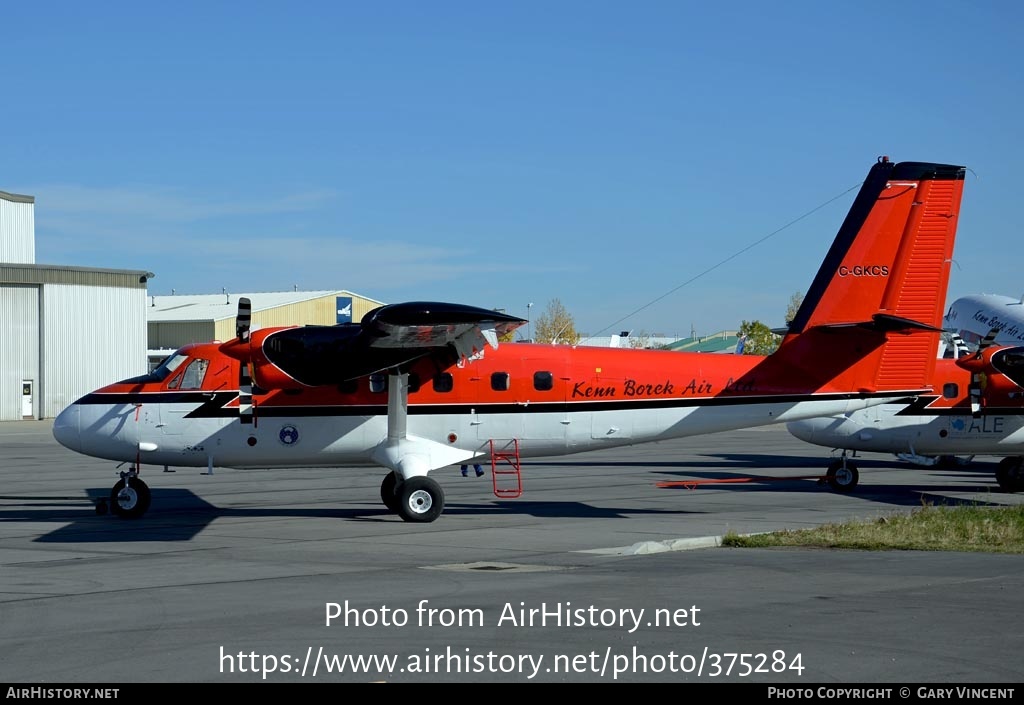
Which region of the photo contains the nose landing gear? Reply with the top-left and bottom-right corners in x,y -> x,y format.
109,468 -> 151,519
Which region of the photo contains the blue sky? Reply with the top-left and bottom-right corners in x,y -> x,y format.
3,1 -> 1020,337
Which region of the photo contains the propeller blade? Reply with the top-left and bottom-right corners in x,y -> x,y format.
239,363 -> 254,425
969,371 -> 988,418
236,297 -> 254,425
979,326 -> 1000,350
237,297 -> 252,342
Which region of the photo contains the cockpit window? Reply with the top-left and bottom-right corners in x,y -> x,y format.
168,358 -> 209,390
151,353 -> 189,381
992,349 -> 1024,389
118,351 -> 192,385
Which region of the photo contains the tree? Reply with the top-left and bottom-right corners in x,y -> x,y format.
738,320 -> 780,355
627,330 -> 651,349
533,298 -> 580,345
785,291 -> 804,327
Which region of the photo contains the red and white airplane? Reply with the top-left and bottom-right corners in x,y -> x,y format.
53,157 -> 968,523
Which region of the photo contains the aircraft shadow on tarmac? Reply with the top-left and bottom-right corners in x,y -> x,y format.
528,454 -> 1006,502
3,455 -> 1007,544
5,488 -> 695,544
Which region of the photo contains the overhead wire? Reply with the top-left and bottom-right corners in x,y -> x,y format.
589,180 -> 865,338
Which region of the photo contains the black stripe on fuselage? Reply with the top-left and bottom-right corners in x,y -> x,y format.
74,389 -> 932,418
893,396 -> 1024,417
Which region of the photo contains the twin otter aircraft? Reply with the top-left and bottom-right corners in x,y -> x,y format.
788,323 -> 1024,493
54,157 -> 968,523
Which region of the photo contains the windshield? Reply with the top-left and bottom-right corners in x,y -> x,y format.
168,358 -> 209,389
152,353 -> 190,381
992,348 -> 1024,389
120,352 -> 190,385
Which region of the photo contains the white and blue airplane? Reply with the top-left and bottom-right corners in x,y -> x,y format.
787,293 -> 1024,492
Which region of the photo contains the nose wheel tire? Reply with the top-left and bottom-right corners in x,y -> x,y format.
826,459 -> 859,493
396,476 -> 444,523
110,477 -> 151,519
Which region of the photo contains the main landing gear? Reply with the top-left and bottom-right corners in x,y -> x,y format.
379,472 -> 445,523
825,455 -> 859,493
995,457 -> 1024,493
100,469 -> 151,519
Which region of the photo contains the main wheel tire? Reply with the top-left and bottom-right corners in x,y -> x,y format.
995,457 -> 1022,493
826,459 -> 859,493
109,477 -> 151,519
396,476 -> 445,523
380,471 -> 400,512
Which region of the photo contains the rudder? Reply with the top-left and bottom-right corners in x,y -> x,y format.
788,157 -> 965,334
777,157 -> 966,393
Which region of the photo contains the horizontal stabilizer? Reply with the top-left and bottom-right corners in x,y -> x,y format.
807,314 -> 943,334
868,314 -> 945,333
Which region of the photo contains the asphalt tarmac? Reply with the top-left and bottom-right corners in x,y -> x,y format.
1,419 -> 1021,684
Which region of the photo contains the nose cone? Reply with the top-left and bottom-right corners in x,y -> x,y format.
53,404 -> 82,452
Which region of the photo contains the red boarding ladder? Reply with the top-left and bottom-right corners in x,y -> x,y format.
488,438 -> 522,498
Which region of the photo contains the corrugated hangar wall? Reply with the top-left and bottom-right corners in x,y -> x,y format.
1,193 -> 41,420
0,277 -> 149,421
148,321 -> 217,349
42,284 -> 148,418
1,190 -> 152,420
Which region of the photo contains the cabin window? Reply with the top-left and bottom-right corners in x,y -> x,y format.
369,373 -> 387,394
168,358 -> 209,390
943,383 -> 959,399
433,372 -> 454,393
533,371 -> 554,391
408,373 -> 421,394
337,379 -> 358,394
491,372 -> 510,391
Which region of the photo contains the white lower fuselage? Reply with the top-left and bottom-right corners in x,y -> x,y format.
787,405 -> 1024,456
57,395 -> 908,471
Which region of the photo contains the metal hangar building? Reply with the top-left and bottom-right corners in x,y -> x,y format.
0,190 -> 152,421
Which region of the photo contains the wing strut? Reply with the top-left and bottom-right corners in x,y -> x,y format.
370,370 -> 479,478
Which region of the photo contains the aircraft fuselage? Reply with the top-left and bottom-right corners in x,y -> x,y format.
55,340 -> 919,470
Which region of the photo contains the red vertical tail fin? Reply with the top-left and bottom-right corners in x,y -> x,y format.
775,157 -> 966,393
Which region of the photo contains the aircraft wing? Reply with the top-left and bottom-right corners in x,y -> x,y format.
362,301 -> 522,360
225,300 -> 527,388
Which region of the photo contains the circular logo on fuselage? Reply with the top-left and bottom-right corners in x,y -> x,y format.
279,425 -> 300,446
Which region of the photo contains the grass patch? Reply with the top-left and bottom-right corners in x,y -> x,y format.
721,503 -> 1024,553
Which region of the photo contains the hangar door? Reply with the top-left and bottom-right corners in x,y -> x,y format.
0,285 -> 40,421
